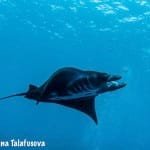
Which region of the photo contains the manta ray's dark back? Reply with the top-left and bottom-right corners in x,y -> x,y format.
0,67 -> 126,124
39,67 -> 98,123
40,67 -> 85,97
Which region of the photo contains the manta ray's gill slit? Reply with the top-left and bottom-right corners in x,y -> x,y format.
75,79 -> 88,92
75,82 -> 82,92
69,81 -> 82,93
67,84 -> 78,94
86,77 -> 94,89
72,85 -> 80,93
76,83 -> 84,92
67,90 -> 74,95
74,78 -> 87,91
79,81 -> 84,90
72,82 -> 80,92
80,79 -> 89,91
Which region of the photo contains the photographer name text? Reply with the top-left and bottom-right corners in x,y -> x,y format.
0,139 -> 46,147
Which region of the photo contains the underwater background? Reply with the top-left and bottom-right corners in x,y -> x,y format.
0,0 -> 150,149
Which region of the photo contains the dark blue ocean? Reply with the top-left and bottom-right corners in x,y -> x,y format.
0,0 -> 150,149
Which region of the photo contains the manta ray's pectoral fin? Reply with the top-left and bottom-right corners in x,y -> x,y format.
51,97 -> 98,124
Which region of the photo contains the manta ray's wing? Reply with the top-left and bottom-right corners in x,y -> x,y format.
49,94 -> 98,124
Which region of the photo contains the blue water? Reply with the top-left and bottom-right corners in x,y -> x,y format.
0,0 -> 150,149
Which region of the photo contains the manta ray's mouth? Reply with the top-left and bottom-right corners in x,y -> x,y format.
106,75 -> 126,91
107,81 -> 126,89
107,81 -> 119,87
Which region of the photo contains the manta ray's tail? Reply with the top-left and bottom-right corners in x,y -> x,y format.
0,92 -> 26,101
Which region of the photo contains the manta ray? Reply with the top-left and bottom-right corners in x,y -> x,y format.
0,67 -> 126,124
